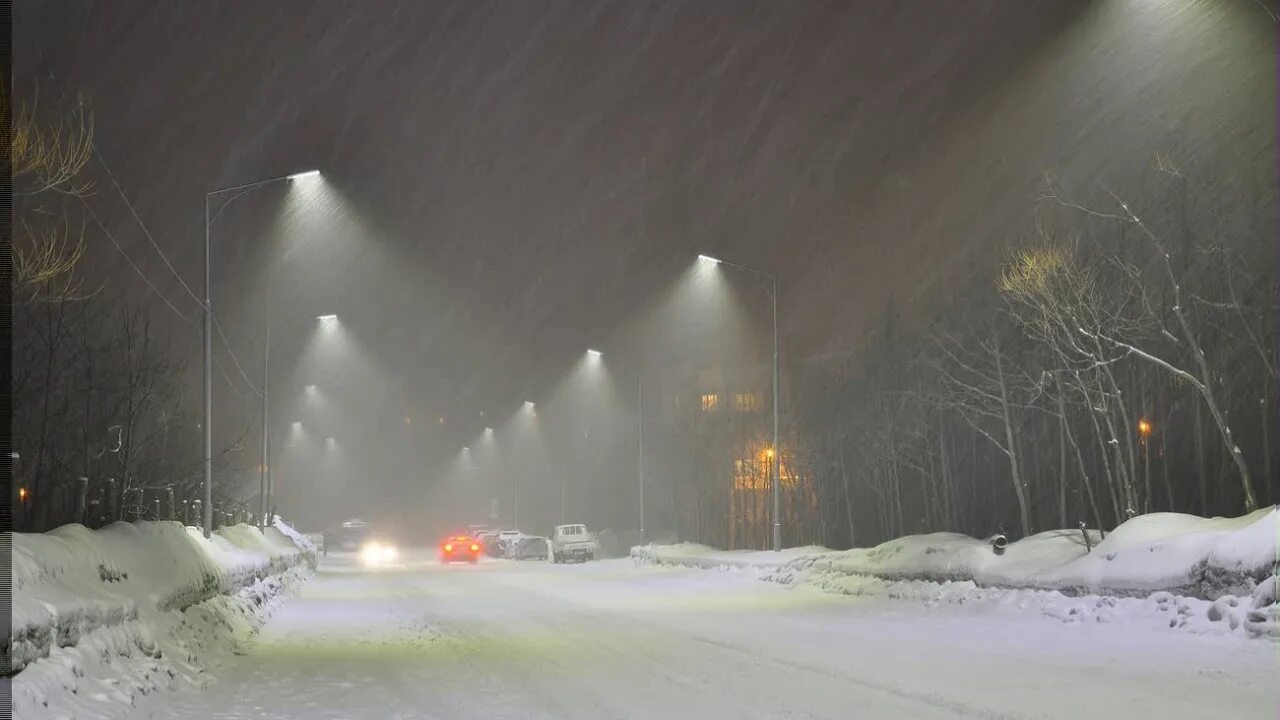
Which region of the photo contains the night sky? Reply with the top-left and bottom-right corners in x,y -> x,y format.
15,0 -> 1275,530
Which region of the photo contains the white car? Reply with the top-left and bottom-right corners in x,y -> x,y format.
550,524 -> 597,563
497,529 -> 523,552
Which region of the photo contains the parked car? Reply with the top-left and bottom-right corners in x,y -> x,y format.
550,524 -> 596,563
510,536 -> 549,561
480,532 -> 505,557
497,529 -> 523,551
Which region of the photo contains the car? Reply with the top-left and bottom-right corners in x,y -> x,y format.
496,529 -> 523,551
359,535 -> 401,568
440,535 -> 482,564
510,536 -> 549,561
330,519 -> 372,553
480,532 -> 505,557
550,524 -> 597,563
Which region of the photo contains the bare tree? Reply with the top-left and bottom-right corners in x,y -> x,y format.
1032,184 -> 1259,512
930,326 -> 1034,537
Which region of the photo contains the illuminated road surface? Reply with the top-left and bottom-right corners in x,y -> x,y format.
151,551 -> 1273,719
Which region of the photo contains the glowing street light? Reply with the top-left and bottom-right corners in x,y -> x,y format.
203,167 -> 321,538
696,252 -> 781,551
582,349 -> 647,542
1137,417 -> 1154,512
261,313 -> 338,528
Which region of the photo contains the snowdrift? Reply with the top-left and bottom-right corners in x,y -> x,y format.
11,520 -> 313,674
633,507 -> 1279,638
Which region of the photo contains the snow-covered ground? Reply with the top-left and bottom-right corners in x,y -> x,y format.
12,519 -> 314,720
120,548 -> 1278,719
633,507 -> 1280,639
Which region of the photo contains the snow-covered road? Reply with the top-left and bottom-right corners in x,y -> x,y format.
145,550 -> 1275,719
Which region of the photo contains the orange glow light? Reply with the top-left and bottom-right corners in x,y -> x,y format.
18,487 -> 27,502
1137,419 -> 1152,436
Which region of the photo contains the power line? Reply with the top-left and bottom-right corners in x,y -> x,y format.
84,196 -> 261,404
89,147 -> 264,403
214,315 -> 262,397
213,352 -> 250,398
80,196 -> 194,323
93,146 -> 207,310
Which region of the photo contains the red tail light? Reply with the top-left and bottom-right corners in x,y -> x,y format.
444,543 -> 453,552
470,544 -> 480,552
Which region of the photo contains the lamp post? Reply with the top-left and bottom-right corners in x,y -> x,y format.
697,254 -> 781,551
584,349 -> 646,545
204,169 -> 318,538
638,371 -> 644,545
1138,418 -> 1152,513
258,313 -> 337,529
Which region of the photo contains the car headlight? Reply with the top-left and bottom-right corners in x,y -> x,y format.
360,541 -> 398,566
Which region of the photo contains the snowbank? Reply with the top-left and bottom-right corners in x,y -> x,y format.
633,507 -> 1279,639
11,520 -> 314,719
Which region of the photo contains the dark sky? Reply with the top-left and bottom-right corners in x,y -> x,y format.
15,0 -> 1275,529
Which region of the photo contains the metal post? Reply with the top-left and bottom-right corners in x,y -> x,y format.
106,477 -> 118,521
75,476 -> 89,524
260,324 -> 270,529
638,371 -> 645,544
202,195 -> 213,538
266,409 -> 273,523
771,274 -> 780,552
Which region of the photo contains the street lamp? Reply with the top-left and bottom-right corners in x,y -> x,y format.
259,313 -> 336,528
204,168 -> 320,538
1138,418 -> 1153,513
698,253 -> 782,551
582,349 -> 647,543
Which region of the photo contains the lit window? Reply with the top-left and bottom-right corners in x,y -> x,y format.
733,457 -> 765,491
700,393 -> 719,412
734,392 -> 760,413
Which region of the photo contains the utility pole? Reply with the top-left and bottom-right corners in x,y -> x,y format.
771,273 -> 780,552
202,196 -> 213,537
260,324 -> 269,529
638,371 -> 645,544
697,255 -> 781,551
